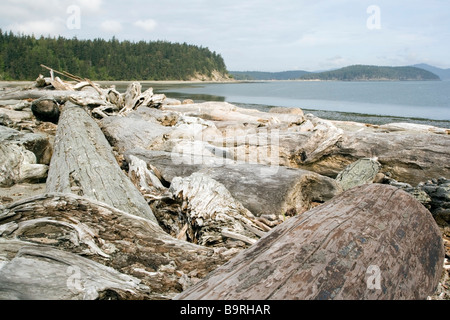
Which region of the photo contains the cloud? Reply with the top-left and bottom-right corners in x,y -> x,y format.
7,19 -> 62,36
134,19 -> 158,32
100,20 -> 122,33
0,0 -> 449,70
0,0 -> 64,22
76,0 -> 103,13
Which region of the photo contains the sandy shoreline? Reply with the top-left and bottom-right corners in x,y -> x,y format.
1,80 -> 449,129
0,80 -> 240,87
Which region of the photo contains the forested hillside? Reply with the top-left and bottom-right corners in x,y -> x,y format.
0,30 -> 229,81
413,64 -> 450,80
300,65 -> 440,81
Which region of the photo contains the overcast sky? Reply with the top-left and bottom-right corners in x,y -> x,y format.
1,0 -> 449,71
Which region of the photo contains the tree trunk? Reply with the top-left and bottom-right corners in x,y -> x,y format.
0,126 -> 51,187
100,114 -> 171,154
45,102 -> 157,223
175,184 -> 445,300
162,101 -> 305,127
125,149 -> 343,218
292,122 -> 450,185
0,89 -> 102,103
0,193 -> 233,300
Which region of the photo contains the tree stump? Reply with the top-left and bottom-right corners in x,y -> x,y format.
175,184 -> 445,300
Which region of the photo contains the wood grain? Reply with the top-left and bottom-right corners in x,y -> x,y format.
175,184 -> 445,300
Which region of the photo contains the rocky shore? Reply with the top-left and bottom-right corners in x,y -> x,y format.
0,76 -> 448,300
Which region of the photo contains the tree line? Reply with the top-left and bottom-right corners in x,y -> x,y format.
299,65 -> 440,81
0,30 -> 229,81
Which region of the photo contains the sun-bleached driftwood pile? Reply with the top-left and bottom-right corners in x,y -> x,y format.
0,70 -> 448,300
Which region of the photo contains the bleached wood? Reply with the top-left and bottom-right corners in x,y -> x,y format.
0,193 -> 233,299
176,184 -> 445,300
45,102 -> 157,223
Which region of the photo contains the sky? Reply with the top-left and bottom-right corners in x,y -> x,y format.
0,0 -> 449,72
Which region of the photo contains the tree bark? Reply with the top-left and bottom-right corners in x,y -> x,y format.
0,193 -> 233,300
292,122 -> 450,185
125,149 -> 343,218
0,88 -> 102,103
0,126 -> 51,187
45,102 -> 157,223
175,184 -> 445,300
162,102 -> 305,127
100,114 -> 171,154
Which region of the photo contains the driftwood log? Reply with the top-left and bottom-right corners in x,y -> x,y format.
0,88 -> 101,103
125,153 -> 269,247
161,103 -> 450,185
168,172 -> 267,247
0,126 -> 52,187
100,114 -> 172,154
45,102 -> 157,223
175,184 -> 445,300
125,149 -> 342,218
125,154 -> 270,248
289,121 -> 450,185
334,127 -> 450,186
161,102 -> 306,128
0,193 -> 233,300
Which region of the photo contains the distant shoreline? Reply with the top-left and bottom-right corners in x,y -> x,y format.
1,78 -> 445,89
1,80 -> 449,128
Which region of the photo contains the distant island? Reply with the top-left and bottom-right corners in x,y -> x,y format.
231,65 -> 441,81
1,30 -> 446,83
413,64 -> 450,80
299,65 -> 440,81
0,30 -> 230,81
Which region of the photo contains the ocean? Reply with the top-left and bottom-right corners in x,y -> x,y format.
120,80 -> 450,128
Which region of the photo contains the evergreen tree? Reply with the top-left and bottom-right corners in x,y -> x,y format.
300,65 -> 440,81
0,30 -> 229,81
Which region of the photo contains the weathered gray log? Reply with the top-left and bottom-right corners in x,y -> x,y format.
175,184 -> 445,300
0,245 -> 144,300
293,122 -> 450,185
125,156 -> 269,248
0,125 -> 53,164
335,128 -> 450,186
151,107 -> 344,172
0,144 -> 48,187
126,149 -> 342,218
45,102 -> 157,222
160,104 -> 449,186
121,82 -> 142,113
0,88 -> 102,102
168,172 -> 267,247
100,113 -> 172,154
0,126 -> 52,187
0,193 -> 234,299
135,106 -> 180,127
0,106 -> 33,123
51,76 -> 74,91
35,74 -> 50,88
119,83 -> 166,116
162,102 -> 305,127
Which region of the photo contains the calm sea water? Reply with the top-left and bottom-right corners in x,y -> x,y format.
117,80 -> 450,128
